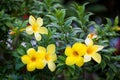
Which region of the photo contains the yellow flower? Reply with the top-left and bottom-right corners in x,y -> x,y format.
9,28 -> 25,35
65,42 -> 87,67
87,33 -> 97,39
9,31 -> 16,35
84,34 -> 104,63
38,44 -> 57,72
21,48 -> 45,71
26,15 -> 48,41
85,33 -> 97,45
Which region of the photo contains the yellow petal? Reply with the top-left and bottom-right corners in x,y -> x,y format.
51,54 -> 57,61
47,44 -> 55,54
38,46 -> 46,53
65,46 -> 73,56
37,17 -> 43,27
72,42 -> 87,56
75,57 -> 84,67
26,26 -> 33,35
34,32 -> 41,41
84,54 -> 91,62
65,56 -> 76,66
27,48 -> 36,57
91,53 -> 101,63
85,38 -> 93,46
27,63 -> 36,71
37,46 -> 46,59
29,15 -> 35,25
87,45 -> 103,54
39,27 -> 48,34
36,52 -> 45,59
48,61 -> 56,72
94,45 -> 104,52
21,55 -> 30,64
36,61 -> 45,69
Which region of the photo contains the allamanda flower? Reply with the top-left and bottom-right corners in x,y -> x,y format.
65,42 -> 87,67
84,33 -> 104,63
87,33 -> 97,39
21,48 -> 45,71
26,15 -> 48,41
38,44 -> 57,72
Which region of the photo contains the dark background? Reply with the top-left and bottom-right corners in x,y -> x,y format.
64,0 -> 120,25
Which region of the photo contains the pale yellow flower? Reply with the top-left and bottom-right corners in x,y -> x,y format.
87,33 -> 97,39
9,31 -> 16,35
26,15 -> 48,41
84,34 -> 104,63
65,42 -> 87,67
38,44 -> 57,72
21,48 -> 45,71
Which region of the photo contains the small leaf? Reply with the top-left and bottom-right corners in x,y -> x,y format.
111,56 -> 120,61
57,63 -> 64,67
114,16 -> 119,26
108,64 -> 117,73
100,60 -> 106,70
67,65 -> 75,76
58,56 -> 66,62
106,18 -> 112,26
15,63 -> 25,70
17,48 -> 25,56
83,12 -> 93,23
103,54 -> 110,61
64,17 -> 76,27
46,15 -> 58,22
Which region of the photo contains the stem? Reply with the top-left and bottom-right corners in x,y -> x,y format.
12,33 -> 20,50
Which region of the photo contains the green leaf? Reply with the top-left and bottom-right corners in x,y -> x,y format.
114,16 -> 119,26
54,9 -> 66,25
72,2 -> 88,20
15,63 -> 25,70
17,48 -> 25,56
12,52 -> 21,58
46,15 -> 58,22
67,65 -> 75,76
21,20 -> 28,28
108,64 -> 117,73
106,18 -> 112,26
56,55 -> 66,64
111,56 -> 120,61
58,55 -> 66,62
64,17 -> 76,27
103,54 -> 111,61
57,63 -> 64,67
83,12 -> 93,23
100,60 -> 106,70
56,66 -> 64,74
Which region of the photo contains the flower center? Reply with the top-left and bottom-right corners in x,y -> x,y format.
31,57 -> 36,62
87,46 -> 94,54
45,54 -> 51,61
32,23 -> 39,32
73,51 -> 79,56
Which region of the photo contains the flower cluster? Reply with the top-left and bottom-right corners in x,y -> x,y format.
21,44 -> 57,72
21,15 -> 104,72
21,15 -> 58,72
65,33 -> 104,67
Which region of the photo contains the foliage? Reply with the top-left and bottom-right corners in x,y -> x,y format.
0,0 -> 120,80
